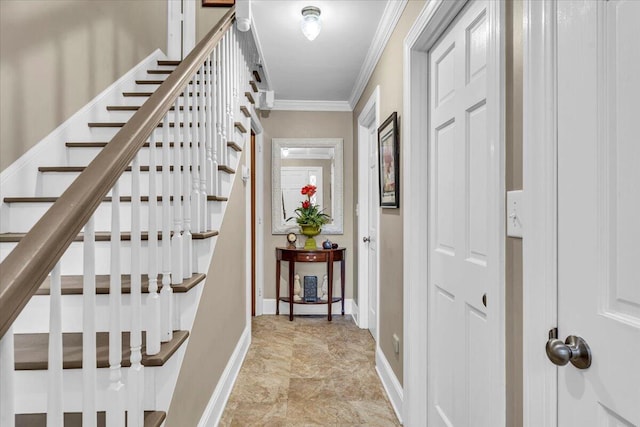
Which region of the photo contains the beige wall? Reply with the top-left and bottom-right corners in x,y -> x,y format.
259,111 -> 354,300
0,0 -> 167,171
506,0 -> 524,425
166,152 -> 247,426
196,5 -> 231,43
352,0 -> 426,385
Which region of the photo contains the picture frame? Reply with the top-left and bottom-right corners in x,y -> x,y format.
202,0 -> 234,6
378,112 -> 400,208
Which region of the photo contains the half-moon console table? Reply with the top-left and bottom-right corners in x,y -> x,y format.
275,247 -> 346,321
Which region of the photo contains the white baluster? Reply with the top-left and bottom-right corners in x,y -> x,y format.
215,43 -> 224,197
171,98 -> 184,285
210,48 -> 219,198
0,326 -> 15,427
198,64 -> 208,232
128,153 -> 144,427
220,34 -> 228,171
225,31 -> 232,168
47,262 -> 63,427
107,180 -> 125,427
190,75 -> 202,239
146,130 -> 161,356
161,115 -> 173,342
182,86 -> 193,280
206,50 -> 216,199
83,216 -> 97,427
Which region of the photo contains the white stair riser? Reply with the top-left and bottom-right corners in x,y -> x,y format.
66,144 -> 230,167
38,168 -> 233,197
13,282 -> 203,334
13,344 -> 186,414
1,239 -> 215,275
4,199 -> 225,233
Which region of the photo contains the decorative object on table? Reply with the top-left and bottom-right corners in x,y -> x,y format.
293,274 -> 302,301
304,276 -> 318,302
286,232 -> 297,249
320,274 -> 328,301
202,0 -> 234,6
378,112 -> 400,208
287,184 -> 331,249
322,239 -> 333,249
331,243 -> 338,249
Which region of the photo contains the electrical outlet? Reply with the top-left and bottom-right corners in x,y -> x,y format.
393,334 -> 400,354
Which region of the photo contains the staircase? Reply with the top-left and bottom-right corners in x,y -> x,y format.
0,8 -> 261,426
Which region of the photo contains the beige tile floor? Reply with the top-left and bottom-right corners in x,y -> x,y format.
219,315 -> 401,427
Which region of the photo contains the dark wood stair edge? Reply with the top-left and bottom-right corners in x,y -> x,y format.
240,106 -> 251,118
234,122 -> 247,133
35,273 -> 206,295
5,195 -> 228,203
218,165 -> 235,174
39,165 -> 195,172
249,80 -> 259,92
14,330 -> 189,370
15,411 -> 166,427
227,141 -> 242,152
0,230 -> 219,243
88,122 -> 200,128
244,92 -> 255,104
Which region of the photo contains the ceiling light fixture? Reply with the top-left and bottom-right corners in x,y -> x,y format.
301,6 -> 322,41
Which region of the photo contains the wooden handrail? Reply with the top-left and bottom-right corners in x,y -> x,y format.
0,7 -> 236,338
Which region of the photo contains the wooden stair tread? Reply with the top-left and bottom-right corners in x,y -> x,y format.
244,92 -> 255,105
88,121 -> 199,128
35,273 -> 206,295
249,80 -> 259,92
136,79 -> 206,85
65,141 -> 197,148
14,330 -> 189,370
217,165 -> 235,174
122,92 -> 199,97
5,195 -> 227,203
106,105 -> 202,111
234,122 -> 247,134
0,230 -> 219,243
252,70 -> 262,83
227,141 -> 242,152
16,411 -> 166,427
240,106 -> 251,118
158,60 -> 180,66
39,165 -> 196,173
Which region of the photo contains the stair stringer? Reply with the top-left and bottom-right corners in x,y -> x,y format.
0,48 -> 168,233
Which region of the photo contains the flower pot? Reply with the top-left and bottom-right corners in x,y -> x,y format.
300,224 -> 321,249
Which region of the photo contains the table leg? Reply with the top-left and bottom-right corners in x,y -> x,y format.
327,253 -> 333,321
289,260 -> 295,321
276,259 -> 281,316
341,256 -> 346,316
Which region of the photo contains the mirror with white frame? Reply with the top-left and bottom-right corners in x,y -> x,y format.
272,138 -> 343,234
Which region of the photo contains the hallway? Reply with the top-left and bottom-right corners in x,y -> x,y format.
219,315 -> 400,426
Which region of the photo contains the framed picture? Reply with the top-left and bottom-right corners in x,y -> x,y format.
378,112 -> 400,208
202,0 -> 234,6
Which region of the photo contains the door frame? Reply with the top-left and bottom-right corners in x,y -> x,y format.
356,86 -> 380,332
167,0 -> 197,60
522,1 -> 558,425
403,0 -> 506,424
246,111 -> 264,318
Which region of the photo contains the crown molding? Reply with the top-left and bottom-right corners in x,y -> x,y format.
348,0 -> 408,109
271,99 -> 352,112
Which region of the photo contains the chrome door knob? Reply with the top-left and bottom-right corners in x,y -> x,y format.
545,334 -> 592,369
362,236 -> 371,243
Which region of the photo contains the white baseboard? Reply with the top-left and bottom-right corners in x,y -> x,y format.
351,301 -> 360,326
375,346 -> 404,425
262,298 -> 353,316
197,326 -> 251,427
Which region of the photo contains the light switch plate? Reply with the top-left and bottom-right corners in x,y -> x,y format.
506,190 -> 523,238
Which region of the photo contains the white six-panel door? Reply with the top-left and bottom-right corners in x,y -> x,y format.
428,0 -> 499,425
556,0 -> 640,425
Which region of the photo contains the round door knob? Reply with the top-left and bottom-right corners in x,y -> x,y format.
545,335 -> 592,369
363,236 -> 371,243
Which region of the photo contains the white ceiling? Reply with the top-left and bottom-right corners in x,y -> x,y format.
251,0 -> 390,105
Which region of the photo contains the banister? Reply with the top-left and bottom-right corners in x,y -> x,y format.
0,7 -> 236,338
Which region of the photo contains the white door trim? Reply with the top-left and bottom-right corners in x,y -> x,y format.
522,1 -> 558,425
356,86 -> 380,331
402,0 -> 506,424
250,111 -> 264,317
167,0 -> 197,60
